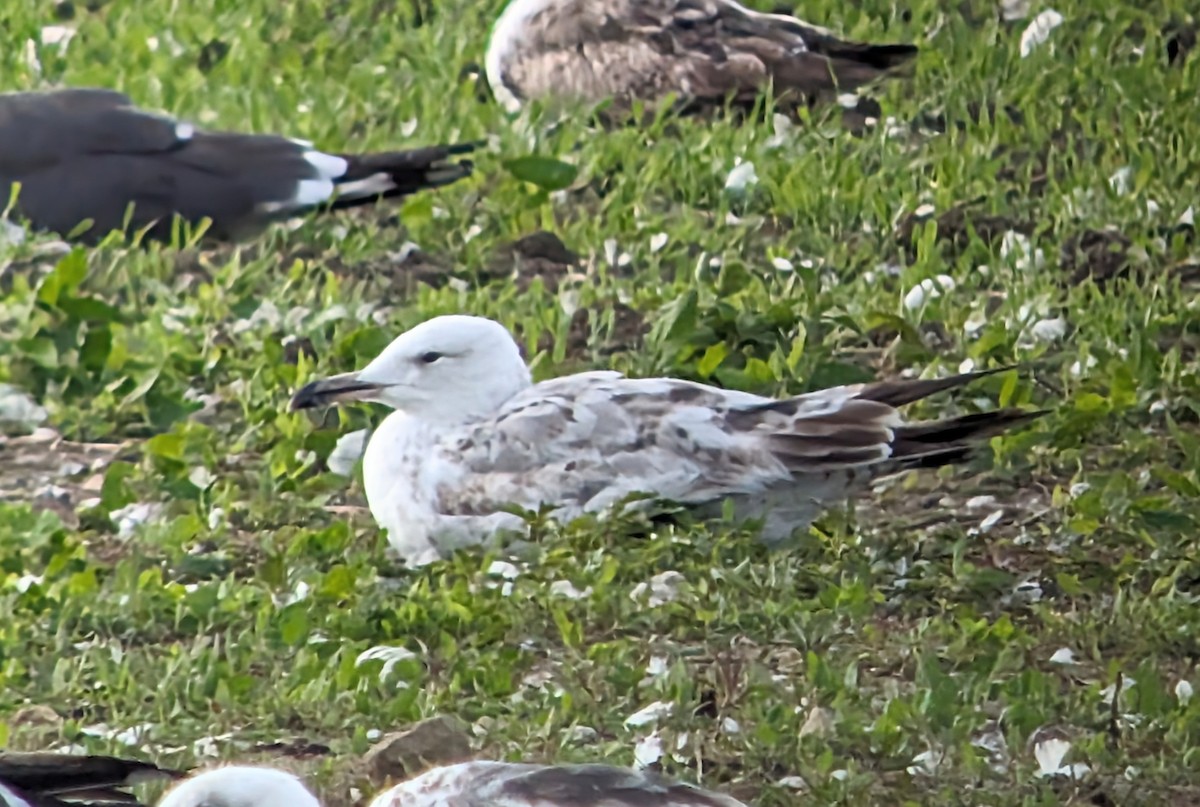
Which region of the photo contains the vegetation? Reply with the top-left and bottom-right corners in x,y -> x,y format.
1,0 -> 1198,804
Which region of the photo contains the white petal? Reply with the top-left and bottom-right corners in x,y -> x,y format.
1020,10 -> 1064,57
1034,737 -> 1071,775
624,700 -> 674,728
724,161 -> 758,193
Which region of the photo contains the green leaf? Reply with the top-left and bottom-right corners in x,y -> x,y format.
277,603 -> 310,646
648,290 -> 698,347
1073,392 -> 1110,413
696,341 -> 728,378
17,336 -> 58,369
863,311 -> 922,345
146,432 -> 186,461
785,324 -> 807,371
120,368 -> 161,407
80,326 -> 113,373
503,155 -> 578,191
58,295 -> 120,323
100,462 -> 136,511
320,565 -> 357,599
744,356 -> 776,384
36,249 -> 89,306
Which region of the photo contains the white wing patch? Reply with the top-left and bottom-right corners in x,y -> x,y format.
301,149 -> 349,181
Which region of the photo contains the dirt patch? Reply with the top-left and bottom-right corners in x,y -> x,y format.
1060,228 -> 1141,286
1060,224 -> 1198,287
482,230 -> 582,293
535,302 -> 649,367
0,428 -> 131,528
893,200 -> 1033,262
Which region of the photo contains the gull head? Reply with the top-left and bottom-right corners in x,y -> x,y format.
290,314 -> 532,424
158,767 -> 320,807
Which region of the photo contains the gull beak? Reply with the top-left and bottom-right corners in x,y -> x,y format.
290,372 -> 385,411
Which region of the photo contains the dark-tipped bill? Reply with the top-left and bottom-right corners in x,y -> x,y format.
290,372 -> 384,411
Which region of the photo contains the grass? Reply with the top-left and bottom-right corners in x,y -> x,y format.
1,0 -> 1199,804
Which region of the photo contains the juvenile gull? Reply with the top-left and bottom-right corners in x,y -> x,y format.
291,315 -> 1045,566
483,0 -> 918,116
158,761 -> 746,807
0,88 -> 477,244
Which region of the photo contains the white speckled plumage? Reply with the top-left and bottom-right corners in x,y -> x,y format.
291,315 -> 1042,567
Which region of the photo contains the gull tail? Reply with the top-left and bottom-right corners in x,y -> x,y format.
326,141 -> 480,210
857,366 -> 1047,470
774,36 -> 918,97
816,40 -> 920,74
754,367 -> 1044,475
887,408 -> 1048,470
0,752 -> 184,807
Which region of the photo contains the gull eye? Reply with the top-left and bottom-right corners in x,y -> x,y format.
418,351 -> 444,364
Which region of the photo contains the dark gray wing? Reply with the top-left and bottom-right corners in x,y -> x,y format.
0,88 -> 476,243
0,752 -> 182,807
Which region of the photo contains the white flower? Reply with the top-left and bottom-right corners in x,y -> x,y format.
1175,680 -> 1194,705
633,732 -> 663,768
487,561 -> 522,580
1034,737 -> 1090,778
355,645 -> 419,682
548,580 -> 592,600
644,656 -> 669,678
1108,166 -> 1133,195
1000,231 -> 1045,271
903,275 -> 956,310
724,160 -> 758,194
1020,10 -> 1064,57
630,571 -> 686,607
906,748 -> 943,776
1049,647 -> 1076,665
1029,317 -> 1068,342
624,700 -> 674,728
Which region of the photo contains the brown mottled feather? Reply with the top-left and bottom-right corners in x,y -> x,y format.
369,760 -> 749,806
429,367 -> 1041,545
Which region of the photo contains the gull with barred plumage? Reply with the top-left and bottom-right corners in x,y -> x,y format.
291,314 -> 1045,567
0,752 -> 750,807
483,0 -> 918,117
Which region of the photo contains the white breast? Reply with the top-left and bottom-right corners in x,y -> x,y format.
362,411 -> 444,562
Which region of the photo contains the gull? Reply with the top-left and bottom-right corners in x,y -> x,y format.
163,761 -> 748,807
483,0 -> 918,116
0,753 -> 750,807
290,314 -> 1045,566
0,751 -> 181,807
0,88 -> 477,245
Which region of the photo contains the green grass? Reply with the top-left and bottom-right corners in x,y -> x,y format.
1,0 -> 1199,804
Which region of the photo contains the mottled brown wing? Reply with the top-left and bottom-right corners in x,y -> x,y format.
493,763 -> 748,806
501,0 -> 914,110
